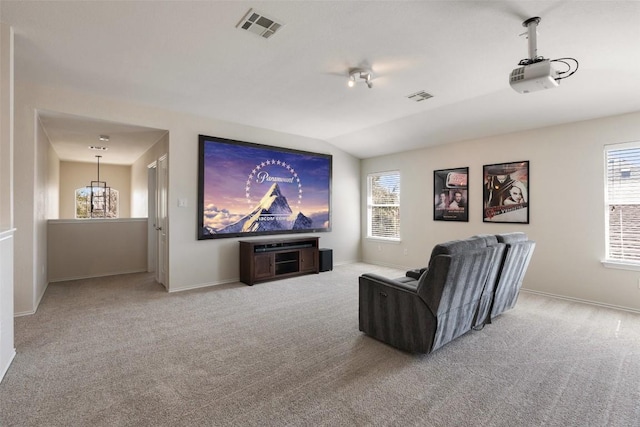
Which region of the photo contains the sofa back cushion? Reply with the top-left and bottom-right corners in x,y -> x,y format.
427,235 -> 489,259
417,236 -> 501,350
491,234 -> 536,317
496,232 -> 528,245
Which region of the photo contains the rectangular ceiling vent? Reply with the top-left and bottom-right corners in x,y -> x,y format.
406,91 -> 434,102
237,9 -> 284,39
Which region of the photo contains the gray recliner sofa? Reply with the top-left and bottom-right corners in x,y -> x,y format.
483,232 -> 536,323
358,233 -> 535,354
359,235 -> 505,354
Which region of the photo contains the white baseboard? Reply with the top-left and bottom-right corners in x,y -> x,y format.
167,261 -> 366,292
48,269 -> 148,283
521,288 -> 640,314
334,259 -> 360,267
34,281 -> 48,311
0,348 -> 16,383
14,309 -> 36,317
168,278 -> 240,293
14,282 -> 49,317
360,259 -> 410,271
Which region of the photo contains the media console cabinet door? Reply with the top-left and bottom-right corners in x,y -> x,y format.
254,253 -> 274,280
299,248 -> 318,273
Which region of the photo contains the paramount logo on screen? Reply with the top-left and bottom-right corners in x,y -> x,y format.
255,171 -> 295,184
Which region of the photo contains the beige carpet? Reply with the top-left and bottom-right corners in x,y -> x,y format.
1,263 -> 639,426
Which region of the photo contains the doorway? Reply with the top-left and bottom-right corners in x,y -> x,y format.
148,155 -> 168,289
147,161 -> 158,276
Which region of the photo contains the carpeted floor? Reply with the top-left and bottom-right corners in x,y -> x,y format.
1,263 -> 639,426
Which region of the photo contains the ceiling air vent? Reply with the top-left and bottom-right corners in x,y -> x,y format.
237,9 -> 284,39
406,91 -> 434,102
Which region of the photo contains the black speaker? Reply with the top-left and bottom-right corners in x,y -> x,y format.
319,248 -> 333,272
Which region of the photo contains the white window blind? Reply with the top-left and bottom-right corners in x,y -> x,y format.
606,145 -> 640,263
367,171 -> 400,240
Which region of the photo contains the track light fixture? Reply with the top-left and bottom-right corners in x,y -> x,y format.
348,68 -> 373,89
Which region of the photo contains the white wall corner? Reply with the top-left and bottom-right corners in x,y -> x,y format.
0,348 -> 16,384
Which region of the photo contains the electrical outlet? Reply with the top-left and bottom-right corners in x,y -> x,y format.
637,278 -> 640,289
403,249 -> 408,256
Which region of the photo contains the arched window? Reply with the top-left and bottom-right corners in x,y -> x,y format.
75,187 -> 119,218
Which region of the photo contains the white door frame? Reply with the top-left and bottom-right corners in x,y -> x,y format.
147,161 -> 158,275
147,155 -> 168,289
156,154 -> 168,288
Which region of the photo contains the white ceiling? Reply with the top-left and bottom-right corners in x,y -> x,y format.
2,1 -> 640,163
38,111 -> 167,165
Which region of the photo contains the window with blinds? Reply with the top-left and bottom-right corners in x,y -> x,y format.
367,171 -> 400,240
74,187 -> 120,219
606,144 -> 640,263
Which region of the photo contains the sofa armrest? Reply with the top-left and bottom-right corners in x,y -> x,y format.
360,273 -> 419,293
405,267 -> 427,280
359,272 -> 435,353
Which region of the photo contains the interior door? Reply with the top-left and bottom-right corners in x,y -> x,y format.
156,154 -> 168,288
147,162 -> 157,274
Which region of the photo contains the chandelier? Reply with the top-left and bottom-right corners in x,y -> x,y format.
87,154 -> 111,218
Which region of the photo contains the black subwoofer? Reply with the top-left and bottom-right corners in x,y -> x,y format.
319,248 -> 333,272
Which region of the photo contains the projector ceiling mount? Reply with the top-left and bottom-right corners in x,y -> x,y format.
509,16 -> 579,94
519,17 -> 543,66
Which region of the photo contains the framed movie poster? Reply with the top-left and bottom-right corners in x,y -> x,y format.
483,160 -> 529,223
434,167 -> 468,222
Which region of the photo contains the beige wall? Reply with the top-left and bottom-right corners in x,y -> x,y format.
33,108 -> 50,313
131,132 -> 168,217
0,231 -> 15,381
12,81 -> 640,315
361,111 -> 640,312
46,140 -> 59,220
12,67 -> 640,316
131,133 -> 168,276
14,81 -> 361,314
0,25 -> 13,230
0,23 -> 16,383
14,96 -> 45,315
59,161 -> 131,219
48,219 -> 147,281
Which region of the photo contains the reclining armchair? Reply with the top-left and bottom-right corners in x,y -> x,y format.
359,236 -> 505,354
484,232 -> 536,322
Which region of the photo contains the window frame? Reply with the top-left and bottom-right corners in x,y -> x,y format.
366,170 -> 401,241
75,186 -> 120,219
603,141 -> 640,271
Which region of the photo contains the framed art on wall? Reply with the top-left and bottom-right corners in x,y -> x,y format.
434,167 -> 468,222
483,160 -> 529,223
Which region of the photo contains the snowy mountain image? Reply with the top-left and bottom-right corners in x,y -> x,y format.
204,183 -> 313,235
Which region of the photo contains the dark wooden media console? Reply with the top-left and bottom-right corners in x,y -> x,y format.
239,237 -> 319,285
